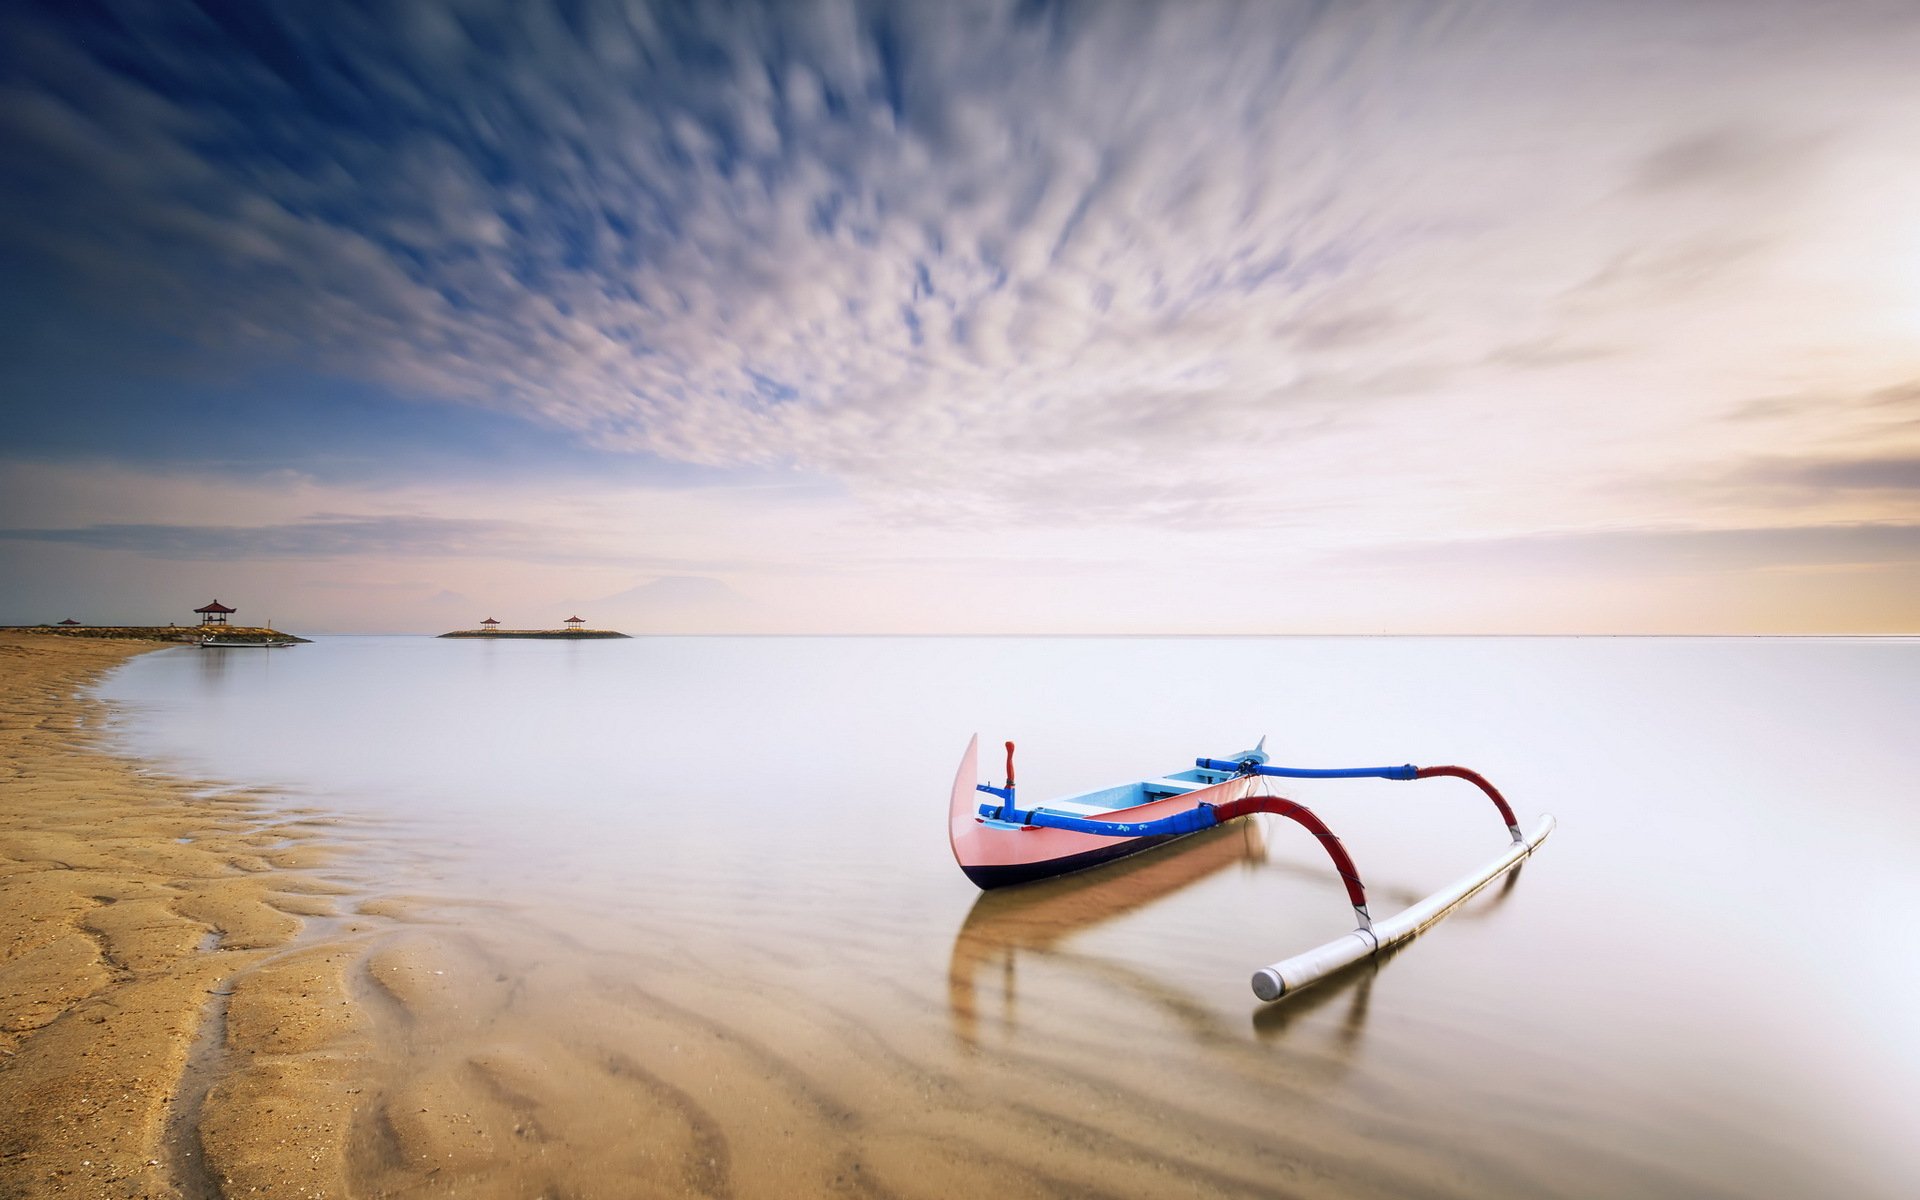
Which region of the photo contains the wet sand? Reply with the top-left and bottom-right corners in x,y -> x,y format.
0,632 -> 380,1197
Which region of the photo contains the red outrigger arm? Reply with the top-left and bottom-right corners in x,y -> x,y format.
1209,795 -> 1375,930
1416,765 -> 1524,843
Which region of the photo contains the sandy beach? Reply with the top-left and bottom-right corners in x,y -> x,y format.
0,632 -> 387,1197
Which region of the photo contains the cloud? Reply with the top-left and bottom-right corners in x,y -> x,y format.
1733,377 -> 1920,425
0,511 -> 835,581
1346,522 -> 1920,575
3,0 -> 1920,540
1749,456 -> 1920,492
1629,126 -> 1826,195
0,516 -> 527,560
1485,337 -> 1617,369
1867,381 -> 1920,413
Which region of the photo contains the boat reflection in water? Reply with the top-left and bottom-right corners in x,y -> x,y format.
950,818 -> 1333,1045
949,820 -> 1267,1045
949,816 -> 1535,1055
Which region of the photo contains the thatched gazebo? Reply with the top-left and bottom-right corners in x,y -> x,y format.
194,600 -> 236,626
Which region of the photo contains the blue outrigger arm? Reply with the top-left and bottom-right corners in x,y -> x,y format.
1195,757 -> 1421,781
1197,757 -> 1525,843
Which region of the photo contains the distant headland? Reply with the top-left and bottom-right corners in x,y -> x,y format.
439,615 -> 630,639
0,624 -> 312,645
1,599 -> 310,644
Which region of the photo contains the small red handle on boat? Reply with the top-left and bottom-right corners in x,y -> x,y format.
1004,741 -> 1016,787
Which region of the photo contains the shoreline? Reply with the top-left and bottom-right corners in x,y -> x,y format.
0,632 -> 382,1197
0,626 -> 311,646
4,631 -> 924,1199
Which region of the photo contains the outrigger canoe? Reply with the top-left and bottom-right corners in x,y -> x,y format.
949,735 -> 1555,1002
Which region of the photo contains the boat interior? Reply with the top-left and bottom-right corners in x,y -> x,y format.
1023,765 -> 1239,818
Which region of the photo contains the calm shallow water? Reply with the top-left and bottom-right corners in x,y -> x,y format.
99,636 -> 1920,1197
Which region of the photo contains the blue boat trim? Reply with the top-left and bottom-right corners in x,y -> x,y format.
977,760 -> 1420,829
1194,758 -> 1420,781
1021,804 -> 1221,838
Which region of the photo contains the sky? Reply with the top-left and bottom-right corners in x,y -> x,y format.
2,0 -> 1918,634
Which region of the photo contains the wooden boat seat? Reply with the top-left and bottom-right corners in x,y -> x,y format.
1143,778 -> 1202,795
1031,799 -> 1122,817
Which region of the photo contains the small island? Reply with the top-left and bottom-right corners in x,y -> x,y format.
439,615 -> 630,640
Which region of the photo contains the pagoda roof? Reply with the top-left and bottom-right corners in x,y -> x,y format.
480,617 -> 500,624
194,600 -> 237,613
564,615 -> 585,622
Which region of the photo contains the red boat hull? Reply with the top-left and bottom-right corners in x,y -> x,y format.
948,735 -> 1256,890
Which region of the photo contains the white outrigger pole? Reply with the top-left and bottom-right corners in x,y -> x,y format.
1185,757 -> 1557,1002
1249,812 -> 1555,1001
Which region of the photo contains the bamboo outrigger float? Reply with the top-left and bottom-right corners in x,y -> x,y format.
949,735 -> 1555,1003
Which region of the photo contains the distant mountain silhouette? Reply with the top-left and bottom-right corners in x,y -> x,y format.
597,577 -> 746,607
570,576 -> 758,632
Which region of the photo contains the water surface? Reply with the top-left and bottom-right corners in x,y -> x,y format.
99,636 -> 1920,1197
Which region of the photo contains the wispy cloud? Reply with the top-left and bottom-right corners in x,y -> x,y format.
0,515 -> 535,560
0,511 -> 773,572
1747,456 -> 1920,493
7,0 -> 1918,535
1347,522 -> 1920,574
